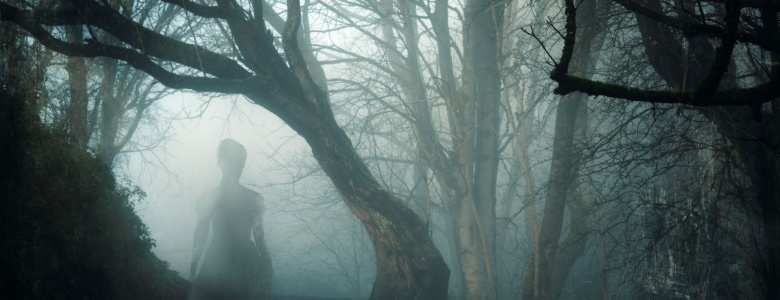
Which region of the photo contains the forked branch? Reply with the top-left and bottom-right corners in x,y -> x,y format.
547,0 -> 780,107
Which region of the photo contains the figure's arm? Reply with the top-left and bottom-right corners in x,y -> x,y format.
190,196 -> 210,280
251,193 -> 267,253
252,193 -> 273,278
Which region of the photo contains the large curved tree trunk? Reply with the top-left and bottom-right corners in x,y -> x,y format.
245,0 -> 452,297
245,1 -> 452,296
245,86 -> 451,298
290,106 -> 450,299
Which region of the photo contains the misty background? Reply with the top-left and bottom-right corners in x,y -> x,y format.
125,94 -> 376,298
2,0 -> 777,299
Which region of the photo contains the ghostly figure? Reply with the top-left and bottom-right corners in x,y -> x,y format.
190,139 -> 272,299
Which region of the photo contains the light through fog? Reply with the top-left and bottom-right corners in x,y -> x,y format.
5,0 -> 777,298
123,93 -> 371,298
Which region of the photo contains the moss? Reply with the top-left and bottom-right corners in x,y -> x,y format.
368,211 -> 393,235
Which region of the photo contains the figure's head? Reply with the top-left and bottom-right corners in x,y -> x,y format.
217,138 -> 247,177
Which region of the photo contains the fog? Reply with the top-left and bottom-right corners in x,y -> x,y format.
124,94 -> 375,298
3,0 -> 778,299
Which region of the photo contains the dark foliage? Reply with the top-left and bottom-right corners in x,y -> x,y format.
0,58 -> 188,299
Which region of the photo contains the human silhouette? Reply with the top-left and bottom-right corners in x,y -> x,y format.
190,139 -> 272,299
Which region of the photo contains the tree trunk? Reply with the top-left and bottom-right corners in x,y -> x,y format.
97,56 -> 120,163
261,97 -> 450,299
522,0 -> 604,296
379,0 -> 506,297
547,97 -> 593,300
243,3 -> 451,294
704,107 -> 780,299
64,24 -> 89,151
459,0 -> 504,298
96,7 -> 124,165
525,91 -> 581,300
635,3 -> 780,297
548,186 -> 590,300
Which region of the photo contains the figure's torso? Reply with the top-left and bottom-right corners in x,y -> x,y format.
199,185 -> 262,271
210,185 -> 258,246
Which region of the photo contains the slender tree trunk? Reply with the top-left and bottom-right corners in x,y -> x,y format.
523,0 -> 608,296
97,56 -> 120,163
525,91 -> 581,300
96,2 -> 124,164
548,185 -> 589,300
502,13 -> 541,297
459,0 -> 504,298
547,98 -> 594,300
595,210 -> 608,300
65,24 -> 89,150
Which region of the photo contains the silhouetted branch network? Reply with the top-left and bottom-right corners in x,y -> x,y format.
528,0 -> 780,107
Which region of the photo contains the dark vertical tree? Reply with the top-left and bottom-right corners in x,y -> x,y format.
522,0 -> 607,298
547,0 -> 779,298
64,22 -> 90,150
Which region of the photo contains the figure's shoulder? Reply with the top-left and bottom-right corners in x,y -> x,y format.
238,186 -> 264,210
238,185 -> 259,198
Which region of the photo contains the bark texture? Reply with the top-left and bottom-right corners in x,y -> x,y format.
633,2 -> 780,297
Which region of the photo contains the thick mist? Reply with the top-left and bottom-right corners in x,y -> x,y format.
125,94 -> 374,298
3,0 -> 778,299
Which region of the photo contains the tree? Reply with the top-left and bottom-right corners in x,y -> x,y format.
551,0 -> 779,106
520,0 -> 609,298
0,0 -> 449,298
545,0 -> 779,298
21,0 -> 183,166
1,20 -> 188,299
315,0 -> 507,296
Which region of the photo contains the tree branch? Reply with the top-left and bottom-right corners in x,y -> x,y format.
2,1 -> 251,79
554,75 -> 779,106
613,0 -> 780,52
692,0 -> 740,102
548,0 -> 780,106
159,0 -> 235,19
1,3 -> 252,93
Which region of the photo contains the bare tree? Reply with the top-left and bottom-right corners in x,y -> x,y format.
541,1 -> 779,298
311,0 -> 508,296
